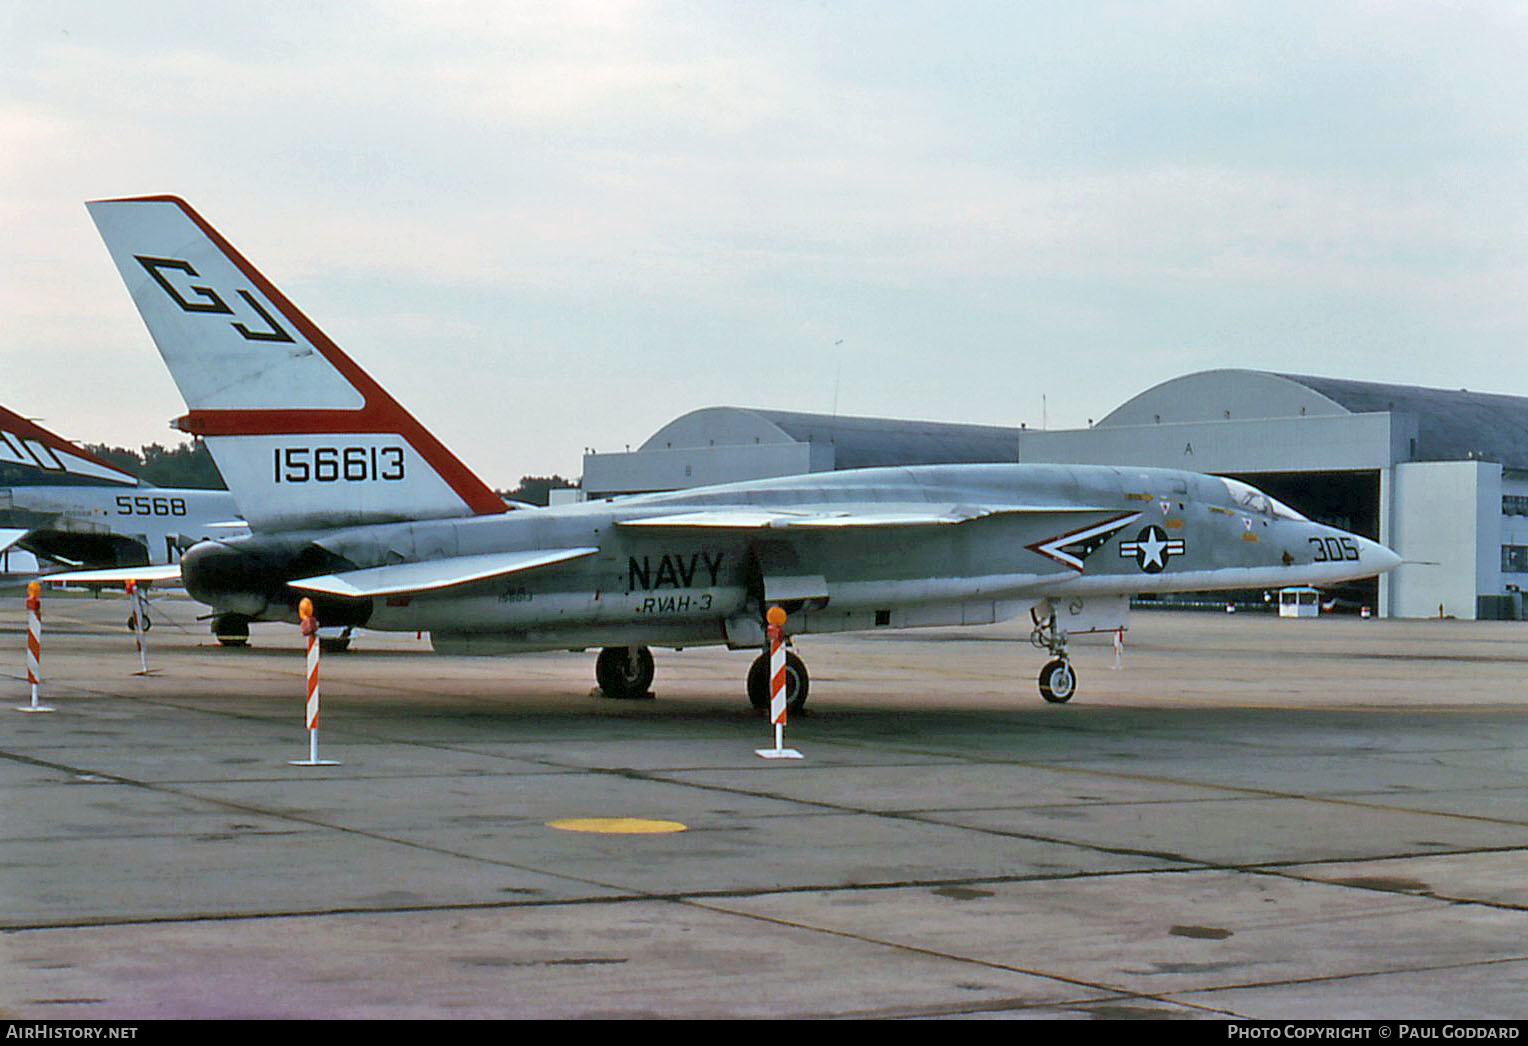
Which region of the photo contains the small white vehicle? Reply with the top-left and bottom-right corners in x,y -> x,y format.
1278,586 -> 1321,618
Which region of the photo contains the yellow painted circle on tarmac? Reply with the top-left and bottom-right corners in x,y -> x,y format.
546,817 -> 687,835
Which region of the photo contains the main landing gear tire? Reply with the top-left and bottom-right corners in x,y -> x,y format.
125,613 -> 151,632
595,646 -> 655,700
213,615 -> 250,648
747,651 -> 810,715
1038,658 -> 1076,704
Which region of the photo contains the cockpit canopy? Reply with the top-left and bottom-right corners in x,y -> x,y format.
1219,478 -> 1308,522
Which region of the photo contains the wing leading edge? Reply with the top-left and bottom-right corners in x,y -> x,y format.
41,563 -> 186,586
288,547 -> 599,599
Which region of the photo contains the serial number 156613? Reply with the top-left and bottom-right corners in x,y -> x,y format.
273,446 -> 406,484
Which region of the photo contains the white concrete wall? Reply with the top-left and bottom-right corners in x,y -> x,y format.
1020,412 -> 1410,472
590,411 -> 1412,494
1389,461 -> 1501,619
1499,473 -> 1528,596
583,442 -> 817,497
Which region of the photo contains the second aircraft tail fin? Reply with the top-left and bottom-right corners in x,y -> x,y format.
0,403 -> 139,486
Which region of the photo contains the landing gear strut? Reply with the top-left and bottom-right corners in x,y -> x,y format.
595,646 -> 655,700
1030,608 -> 1076,704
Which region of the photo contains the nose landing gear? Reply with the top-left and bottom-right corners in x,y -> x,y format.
1030,607 -> 1076,704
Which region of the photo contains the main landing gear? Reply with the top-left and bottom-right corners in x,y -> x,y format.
208,616 -> 352,652
319,626 -> 354,654
746,649 -> 809,715
213,614 -> 250,648
591,642 -> 812,714
595,645 -> 655,700
1030,608 -> 1077,704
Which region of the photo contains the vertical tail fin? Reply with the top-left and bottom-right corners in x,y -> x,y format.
0,404 -> 139,486
87,196 -> 506,532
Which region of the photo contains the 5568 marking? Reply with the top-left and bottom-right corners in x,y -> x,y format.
116,494 -> 187,516
274,446 -> 405,484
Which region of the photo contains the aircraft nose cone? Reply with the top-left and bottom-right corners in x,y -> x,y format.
1363,538 -> 1402,574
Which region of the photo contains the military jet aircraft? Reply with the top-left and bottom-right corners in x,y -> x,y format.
83,194 -> 1399,707
0,401 -> 243,575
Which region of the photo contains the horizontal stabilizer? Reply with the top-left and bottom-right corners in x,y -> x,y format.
618,504 -> 1116,530
289,547 -> 598,599
41,563 -> 185,586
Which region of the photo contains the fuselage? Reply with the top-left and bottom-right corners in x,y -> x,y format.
180,463 -> 1397,652
2,484 -> 244,567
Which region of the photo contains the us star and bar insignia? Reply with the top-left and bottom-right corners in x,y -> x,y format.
1120,525 -> 1186,573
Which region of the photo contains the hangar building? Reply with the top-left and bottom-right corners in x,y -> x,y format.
582,369 -> 1528,620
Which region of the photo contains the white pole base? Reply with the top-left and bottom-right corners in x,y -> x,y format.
755,747 -> 803,760
17,684 -> 52,713
290,730 -> 338,766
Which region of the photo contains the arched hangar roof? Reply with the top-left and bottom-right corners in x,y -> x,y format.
639,406 -> 1022,470
1099,369 -> 1528,469
634,371 -> 1528,473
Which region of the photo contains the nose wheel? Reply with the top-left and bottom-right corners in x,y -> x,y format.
1038,658 -> 1076,703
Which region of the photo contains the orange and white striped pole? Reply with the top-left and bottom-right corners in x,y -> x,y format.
755,605 -> 802,760
290,597 -> 339,766
16,581 -> 53,713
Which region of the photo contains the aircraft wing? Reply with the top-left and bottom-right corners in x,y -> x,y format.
40,564 -> 186,586
616,504 -> 1117,530
288,547 -> 599,599
0,528 -> 30,553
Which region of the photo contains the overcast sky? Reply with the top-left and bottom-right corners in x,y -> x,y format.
4,1 -> 1528,488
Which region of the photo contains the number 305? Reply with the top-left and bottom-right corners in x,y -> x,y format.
1309,536 -> 1359,562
